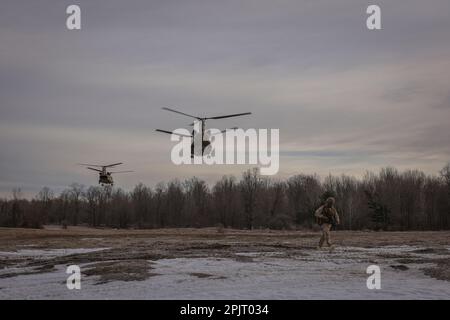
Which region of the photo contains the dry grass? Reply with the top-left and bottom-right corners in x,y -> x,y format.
1,226 -> 449,248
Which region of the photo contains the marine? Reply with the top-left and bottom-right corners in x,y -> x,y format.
314,197 -> 340,248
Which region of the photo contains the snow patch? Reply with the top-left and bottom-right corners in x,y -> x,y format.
1,250 -> 449,299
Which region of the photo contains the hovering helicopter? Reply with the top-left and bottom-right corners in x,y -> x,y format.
156,107 -> 252,157
78,162 -> 133,186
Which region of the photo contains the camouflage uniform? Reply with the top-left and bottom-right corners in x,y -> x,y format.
314,198 -> 340,247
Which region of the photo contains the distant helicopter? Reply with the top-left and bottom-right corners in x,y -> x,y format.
78,162 -> 133,186
156,107 -> 252,157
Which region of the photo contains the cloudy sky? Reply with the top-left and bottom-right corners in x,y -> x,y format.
1,0 -> 450,197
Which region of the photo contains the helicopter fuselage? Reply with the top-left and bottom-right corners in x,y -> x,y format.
190,139 -> 211,158
99,172 -> 114,185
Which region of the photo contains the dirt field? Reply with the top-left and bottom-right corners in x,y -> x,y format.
0,226 -> 449,299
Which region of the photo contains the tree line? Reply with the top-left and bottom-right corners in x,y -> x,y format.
1,164 -> 449,230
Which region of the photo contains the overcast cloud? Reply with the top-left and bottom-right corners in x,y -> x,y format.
1,0 -> 450,197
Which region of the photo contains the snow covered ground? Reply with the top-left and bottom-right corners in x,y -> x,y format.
1,245 -> 449,299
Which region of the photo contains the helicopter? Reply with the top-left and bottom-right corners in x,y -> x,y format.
156,107 -> 252,157
78,162 -> 133,186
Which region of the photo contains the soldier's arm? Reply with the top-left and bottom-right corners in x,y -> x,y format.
314,206 -> 325,218
334,210 -> 340,225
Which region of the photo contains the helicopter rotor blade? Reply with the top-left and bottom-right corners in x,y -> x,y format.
205,112 -> 252,120
109,170 -> 134,174
162,107 -> 201,120
156,129 -> 192,138
104,162 -> 123,168
86,167 -> 102,172
78,163 -> 104,167
208,127 -> 239,136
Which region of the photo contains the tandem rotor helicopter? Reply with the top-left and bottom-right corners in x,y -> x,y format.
156,107 -> 252,157
78,162 -> 133,186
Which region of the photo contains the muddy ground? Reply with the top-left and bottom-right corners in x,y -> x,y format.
1,226 -> 449,281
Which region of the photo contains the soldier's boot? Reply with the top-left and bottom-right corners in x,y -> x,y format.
318,235 -> 325,249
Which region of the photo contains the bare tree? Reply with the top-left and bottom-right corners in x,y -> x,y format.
286,174 -> 322,226
423,176 -> 441,230
10,188 -> 23,227
240,168 -> 263,229
58,190 -> 71,228
110,188 -> 130,228
184,177 -> 209,227
165,180 -> 184,227
84,186 -> 101,227
131,183 -> 152,228
213,175 -> 239,228
68,183 -> 84,226
439,162 -> 450,228
333,175 -> 358,230
34,186 -> 54,228
2,164 -> 450,231
153,182 -> 166,228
